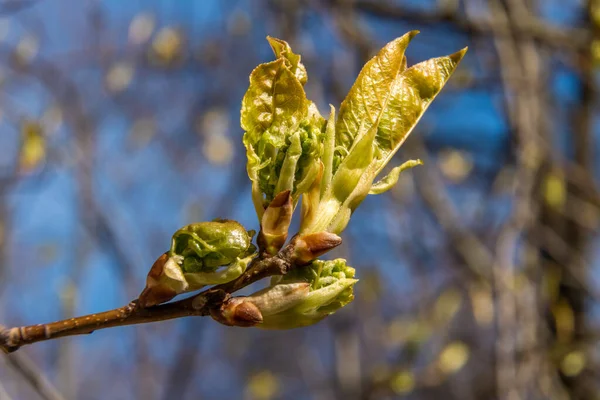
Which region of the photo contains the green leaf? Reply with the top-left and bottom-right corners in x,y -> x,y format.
241,58 -> 307,147
330,121 -> 377,205
241,41 -> 327,219
251,258 -> 357,329
320,105 -> 336,198
369,159 -> 422,195
335,31 -> 418,161
267,36 -> 308,85
170,220 -> 255,273
373,48 -> 467,176
184,255 -> 252,286
274,131 -> 302,195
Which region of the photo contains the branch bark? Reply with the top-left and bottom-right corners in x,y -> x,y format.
0,243 -> 294,353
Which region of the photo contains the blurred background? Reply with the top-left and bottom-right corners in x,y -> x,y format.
0,0 -> 598,399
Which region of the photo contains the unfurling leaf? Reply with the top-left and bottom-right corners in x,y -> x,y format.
234,258 -> 357,329
369,159 -> 422,195
335,31 -> 418,157
298,33 -> 466,234
138,219 -> 257,307
242,38 -> 325,220
266,36 -> 307,84
373,48 -> 468,176
171,220 -> 255,272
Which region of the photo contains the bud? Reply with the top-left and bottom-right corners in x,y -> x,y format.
243,259 -> 357,330
243,282 -> 310,316
210,298 -> 263,327
241,37 -> 325,220
172,219 -> 255,272
139,253 -> 187,307
258,190 -> 293,255
291,232 -> 342,265
138,219 -> 257,307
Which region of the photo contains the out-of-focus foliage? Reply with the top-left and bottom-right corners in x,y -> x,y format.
1,0 -> 599,399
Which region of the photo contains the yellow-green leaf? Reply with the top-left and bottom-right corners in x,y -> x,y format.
267,36 -> 307,85
246,371 -> 279,400
241,58 -> 307,145
320,105 -> 336,198
390,370 -> 415,394
369,159 -> 422,195
19,120 -> 46,173
561,351 -> 586,377
438,341 -> 470,375
335,31 -> 418,154
374,48 -> 467,176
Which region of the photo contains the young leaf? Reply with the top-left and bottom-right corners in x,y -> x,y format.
241,58 -> 307,147
373,48 -> 467,176
241,38 -> 326,219
248,259 -> 357,329
320,105 -> 336,198
300,38 -> 466,235
267,36 -> 308,85
369,159 -> 422,195
335,31 -> 418,159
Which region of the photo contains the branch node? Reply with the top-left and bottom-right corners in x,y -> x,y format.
1,325 -> 20,353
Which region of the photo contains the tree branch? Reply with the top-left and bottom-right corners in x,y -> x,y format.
352,0 -> 589,51
3,352 -> 66,400
0,243 -> 294,353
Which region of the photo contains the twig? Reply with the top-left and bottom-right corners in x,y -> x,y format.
487,0 -> 545,398
352,0 -> 589,51
411,142 -> 494,281
0,0 -> 39,15
3,352 -> 66,400
0,379 -> 14,400
0,244 -> 294,353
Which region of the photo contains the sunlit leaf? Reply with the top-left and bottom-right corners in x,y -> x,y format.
373,48 -> 468,176
433,288 -> 462,326
335,31 -> 417,154
203,134 -> 234,165
369,159 -> 422,195
553,299 -> 575,343
106,62 -> 134,93
438,341 -> 469,375
129,13 -> 155,44
241,39 -> 326,218
301,37 -> 466,234
252,258 -> 357,329
241,58 -> 306,144
198,108 -> 229,137
542,170 -> 566,211
19,120 -> 45,173
15,34 -> 39,64
560,351 -> 586,377
468,284 -> 494,327
152,27 -> 183,65
246,371 -> 279,400
267,36 -> 307,84
438,149 -> 473,183
390,370 -> 415,394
